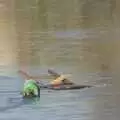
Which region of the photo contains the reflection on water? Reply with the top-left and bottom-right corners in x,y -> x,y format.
0,0 -> 120,120
0,0 -> 117,74
0,76 -> 118,120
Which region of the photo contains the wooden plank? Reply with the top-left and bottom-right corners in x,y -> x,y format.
48,69 -> 61,78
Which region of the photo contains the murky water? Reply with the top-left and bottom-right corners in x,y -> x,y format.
0,75 -> 117,120
0,0 -> 120,120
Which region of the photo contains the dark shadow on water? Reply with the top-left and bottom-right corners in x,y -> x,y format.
0,90 -> 20,94
0,76 -> 17,80
0,97 -> 40,112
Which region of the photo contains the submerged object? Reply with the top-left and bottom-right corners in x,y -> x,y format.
49,85 -> 91,90
40,84 -> 91,90
40,69 -> 92,90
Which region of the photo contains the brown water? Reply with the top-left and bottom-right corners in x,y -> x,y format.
0,0 -> 120,120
